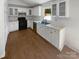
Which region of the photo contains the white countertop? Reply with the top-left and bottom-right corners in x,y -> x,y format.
9,20 -> 18,22
34,21 -> 65,30
46,24 -> 65,30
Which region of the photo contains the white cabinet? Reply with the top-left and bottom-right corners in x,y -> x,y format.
27,20 -> 34,29
37,23 -> 65,51
50,29 -> 59,49
18,8 -> 30,16
9,8 -> 13,16
27,8 -> 32,16
37,23 -> 43,35
9,8 -> 18,16
9,21 -> 18,32
31,6 -> 42,16
59,1 -> 66,16
59,0 -> 69,17
18,8 -> 26,12
52,0 -> 69,17
52,3 -> 57,16
9,7 -> 30,16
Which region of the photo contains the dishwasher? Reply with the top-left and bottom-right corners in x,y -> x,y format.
33,22 -> 37,33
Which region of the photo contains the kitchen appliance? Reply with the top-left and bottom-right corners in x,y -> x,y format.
18,17 -> 27,30
33,22 -> 37,33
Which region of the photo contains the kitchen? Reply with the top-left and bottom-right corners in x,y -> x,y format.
8,0 -> 67,51
0,0 -> 79,59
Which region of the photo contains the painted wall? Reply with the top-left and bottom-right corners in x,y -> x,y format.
65,0 -> 79,52
0,0 -> 9,58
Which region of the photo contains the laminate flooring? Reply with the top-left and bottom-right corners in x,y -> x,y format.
2,29 -> 79,59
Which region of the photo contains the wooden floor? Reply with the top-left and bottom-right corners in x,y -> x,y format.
2,29 -> 79,59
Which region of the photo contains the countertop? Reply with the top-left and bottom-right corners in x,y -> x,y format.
9,20 -> 18,22
46,24 -> 65,30
34,21 -> 65,30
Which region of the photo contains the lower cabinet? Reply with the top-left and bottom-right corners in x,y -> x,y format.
50,29 -> 59,49
27,20 -> 33,29
37,23 -> 65,51
9,21 -> 18,32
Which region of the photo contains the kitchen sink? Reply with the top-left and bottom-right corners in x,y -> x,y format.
41,22 -> 50,25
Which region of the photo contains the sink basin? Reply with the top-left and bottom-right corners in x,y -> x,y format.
41,19 -> 50,25
41,22 -> 50,25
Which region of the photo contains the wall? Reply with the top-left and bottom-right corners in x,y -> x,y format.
0,0 -> 9,58
65,0 -> 79,52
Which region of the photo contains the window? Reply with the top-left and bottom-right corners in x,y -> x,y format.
44,8 -> 51,21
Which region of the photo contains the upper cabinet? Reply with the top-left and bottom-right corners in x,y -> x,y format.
8,7 -> 30,16
18,8 -> 27,13
9,8 -> 13,16
9,8 -> 18,16
52,3 -> 57,16
52,0 -> 69,17
14,9 -> 18,16
59,2 -> 65,16
29,9 -> 32,15
31,6 -> 42,16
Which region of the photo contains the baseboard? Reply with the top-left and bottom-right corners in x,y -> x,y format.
66,42 -> 79,53
0,50 -> 5,58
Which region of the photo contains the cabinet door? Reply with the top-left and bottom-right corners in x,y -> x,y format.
52,4 -> 57,16
37,24 -> 43,36
29,9 -> 31,15
14,8 -> 18,16
18,8 -> 22,12
32,6 -> 41,16
51,29 -> 59,49
27,20 -> 33,29
9,21 -> 18,32
9,8 -> 13,16
45,27 -> 52,42
59,2 -> 66,16
42,26 -> 48,39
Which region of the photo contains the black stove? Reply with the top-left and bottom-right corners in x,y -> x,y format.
18,17 -> 27,30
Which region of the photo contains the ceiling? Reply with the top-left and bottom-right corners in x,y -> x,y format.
8,0 -> 51,7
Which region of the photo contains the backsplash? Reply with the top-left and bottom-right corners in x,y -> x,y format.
30,16 -> 70,26
31,16 -> 44,21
